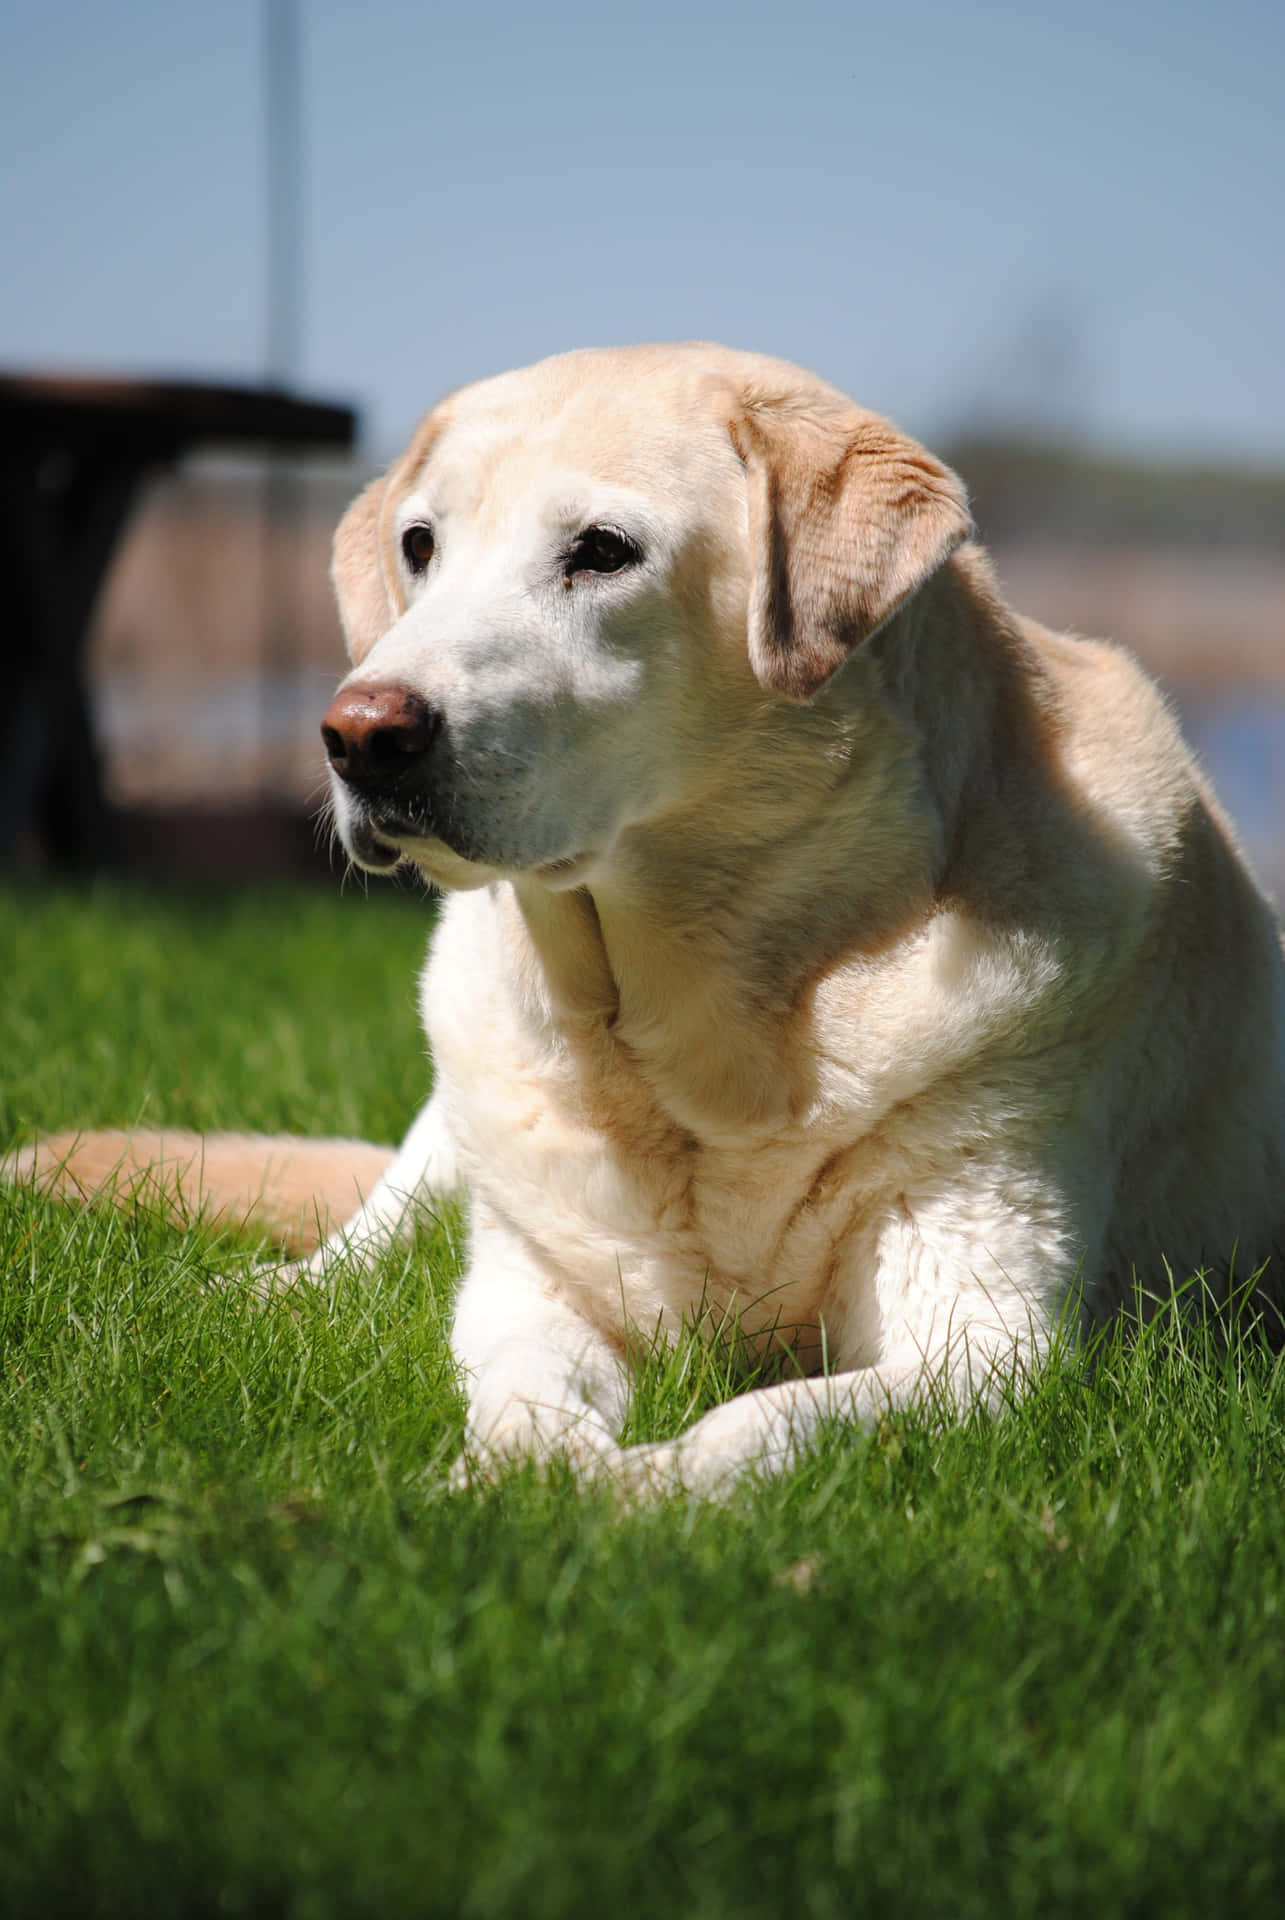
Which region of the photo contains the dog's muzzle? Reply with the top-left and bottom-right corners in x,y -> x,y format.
321,681 -> 444,864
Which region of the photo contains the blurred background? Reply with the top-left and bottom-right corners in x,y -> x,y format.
2,0 -> 1282,884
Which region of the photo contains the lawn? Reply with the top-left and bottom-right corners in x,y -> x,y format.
3,879 -> 1285,1918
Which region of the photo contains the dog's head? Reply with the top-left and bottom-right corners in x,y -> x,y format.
323,345 -> 971,886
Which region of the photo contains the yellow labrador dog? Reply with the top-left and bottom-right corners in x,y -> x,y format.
14,345 -> 1285,1493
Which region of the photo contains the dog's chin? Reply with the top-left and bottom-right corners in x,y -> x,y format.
337,796 -> 598,892
531,850 -> 598,889
342,815 -> 405,874
404,841 -> 599,894
335,811 -> 499,891
340,817 -> 489,890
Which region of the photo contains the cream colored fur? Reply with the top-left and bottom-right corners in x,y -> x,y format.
10,344 -> 1285,1496
7,1130 -> 395,1257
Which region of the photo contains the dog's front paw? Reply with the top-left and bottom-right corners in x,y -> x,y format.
612,1438 -> 687,1499
446,1412 -> 622,1491
445,1451 -> 476,1493
616,1396 -> 785,1500
614,1432 -> 746,1501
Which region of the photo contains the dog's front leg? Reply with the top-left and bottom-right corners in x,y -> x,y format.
615,1183 -> 1073,1496
449,1205 -> 630,1479
615,1324 -> 1050,1499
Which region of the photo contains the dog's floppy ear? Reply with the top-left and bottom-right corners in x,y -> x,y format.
731,395 -> 973,700
331,475 -> 397,664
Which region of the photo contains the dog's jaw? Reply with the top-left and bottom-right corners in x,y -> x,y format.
328,756 -> 611,893
343,813 -> 402,873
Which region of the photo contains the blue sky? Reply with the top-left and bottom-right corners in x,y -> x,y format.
2,0 -> 1282,460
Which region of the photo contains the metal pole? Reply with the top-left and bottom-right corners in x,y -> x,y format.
264,0 -> 302,390
262,0 -> 303,807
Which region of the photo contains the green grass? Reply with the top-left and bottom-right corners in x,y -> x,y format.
4,880 -> 1285,1917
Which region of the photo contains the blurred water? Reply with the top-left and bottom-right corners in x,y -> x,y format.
1180,698 -> 1285,895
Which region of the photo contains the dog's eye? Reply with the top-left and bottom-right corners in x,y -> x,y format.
402,524 -> 435,575
563,525 -> 641,582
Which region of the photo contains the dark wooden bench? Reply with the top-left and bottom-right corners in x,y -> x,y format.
0,375 -> 356,867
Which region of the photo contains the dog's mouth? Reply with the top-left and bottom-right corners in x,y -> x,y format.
533,850 -> 595,886
346,813 -> 404,872
344,795 -> 455,874
340,792 -> 497,884
338,788 -> 596,889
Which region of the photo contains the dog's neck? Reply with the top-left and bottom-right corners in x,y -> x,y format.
507,713 -> 937,1142
507,553 -> 1034,1143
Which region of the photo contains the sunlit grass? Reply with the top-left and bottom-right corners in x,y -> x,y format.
4,881 -> 1285,1917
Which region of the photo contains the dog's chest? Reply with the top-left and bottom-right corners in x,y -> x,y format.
425,891 -> 1005,1356
439,990 -> 902,1358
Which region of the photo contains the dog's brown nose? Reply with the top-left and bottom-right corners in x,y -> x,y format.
321,683 -> 440,785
